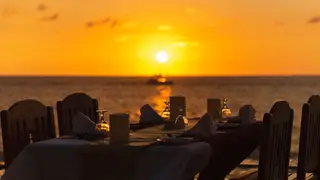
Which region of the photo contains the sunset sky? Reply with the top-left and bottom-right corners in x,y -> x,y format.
1,0 -> 320,76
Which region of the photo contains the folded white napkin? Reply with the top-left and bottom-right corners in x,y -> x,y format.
139,104 -> 164,124
182,113 -> 217,139
175,115 -> 187,129
72,112 -> 100,135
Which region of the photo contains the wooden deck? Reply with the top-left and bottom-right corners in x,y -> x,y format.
190,158 -> 301,180
224,158 -> 317,180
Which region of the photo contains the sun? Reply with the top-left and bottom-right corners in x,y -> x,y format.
156,51 -> 168,64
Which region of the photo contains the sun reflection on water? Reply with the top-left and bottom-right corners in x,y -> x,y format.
151,85 -> 172,114
132,85 -> 172,123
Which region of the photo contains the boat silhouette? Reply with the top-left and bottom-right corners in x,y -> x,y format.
146,75 -> 173,85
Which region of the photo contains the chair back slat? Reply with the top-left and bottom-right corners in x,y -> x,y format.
258,101 -> 293,180
0,99 -> 56,168
57,92 -> 99,136
297,95 -> 320,180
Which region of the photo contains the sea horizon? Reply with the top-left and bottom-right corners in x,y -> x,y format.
1,75 -> 320,78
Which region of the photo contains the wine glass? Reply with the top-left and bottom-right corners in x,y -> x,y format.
161,100 -> 170,120
180,108 -> 189,127
221,98 -> 232,121
174,108 -> 189,129
28,133 -> 34,144
96,109 -> 109,132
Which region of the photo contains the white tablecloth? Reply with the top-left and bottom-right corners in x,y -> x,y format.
1,138 -> 211,180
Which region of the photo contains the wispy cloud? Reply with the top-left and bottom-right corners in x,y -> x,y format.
86,17 -> 120,28
86,17 -> 110,27
1,5 -> 17,17
172,42 -> 187,48
170,41 -> 200,49
157,25 -> 172,31
37,3 -> 47,12
274,20 -> 285,26
308,16 -> 320,24
40,13 -> 59,21
110,20 -> 119,28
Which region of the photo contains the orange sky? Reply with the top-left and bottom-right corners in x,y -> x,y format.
1,0 -> 320,76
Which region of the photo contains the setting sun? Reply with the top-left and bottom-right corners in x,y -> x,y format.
156,51 -> 168,64
1,0 -> 320,76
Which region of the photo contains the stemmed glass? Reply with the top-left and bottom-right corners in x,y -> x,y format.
28,133 -> 34,144
96,109 -> 109,132
161,100 -> 170,120
180,108 -> 189,127
221,98 -> 232,121
174,108 -> 189,130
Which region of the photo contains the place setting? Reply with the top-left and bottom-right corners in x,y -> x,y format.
70,105 -> 220,147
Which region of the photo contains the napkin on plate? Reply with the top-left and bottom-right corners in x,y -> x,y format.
139,104 -> 164,124
181,113 -> 217,139
72,112 -> 102,135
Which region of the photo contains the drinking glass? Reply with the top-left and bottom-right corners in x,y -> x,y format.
174,108 -> 189,129
221,98 -> 232,120
161,100 -> 170,120
96,109 -> 110,132
28,133 -> 34,144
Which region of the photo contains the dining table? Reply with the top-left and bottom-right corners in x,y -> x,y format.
1,120 -> 213,180
1,117 -> 263,180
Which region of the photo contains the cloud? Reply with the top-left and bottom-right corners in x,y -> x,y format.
110,20 -> 119,28
274,20 -> 285,26
1,6 -> 17,17
86,17 -> 120,28
172,42 -> 187,48
308,16 -> 320,24
86,17 -> 110,28
40,13 -> 59,21
157,25 -> 172,31
37,3 -> 47,12
170,41 -> 200,49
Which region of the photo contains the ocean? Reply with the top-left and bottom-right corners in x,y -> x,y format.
1,76 -> 320,159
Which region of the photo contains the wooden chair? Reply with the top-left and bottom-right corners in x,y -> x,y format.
57,92 -> 99,136
289,95 -> 320,180
231,96 -> 320,180
0,99 -> 56,168
229,101 -> 294,180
